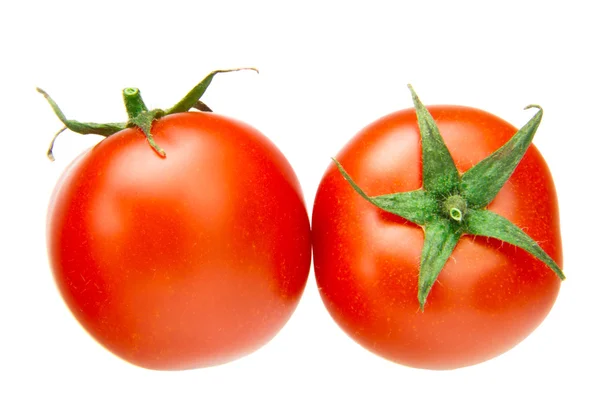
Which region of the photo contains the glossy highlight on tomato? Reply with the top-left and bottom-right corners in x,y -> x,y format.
47,111 -> 311,370
312,103 -> 562,369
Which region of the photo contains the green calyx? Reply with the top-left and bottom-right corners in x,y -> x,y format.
334,85 -> 565,310
38,68 -> 258,160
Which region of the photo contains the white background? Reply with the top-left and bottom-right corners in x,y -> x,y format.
2,1 -> 598,399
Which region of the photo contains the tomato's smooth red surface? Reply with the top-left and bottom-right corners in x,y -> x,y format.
312,106 -> 562,369
47,112 -> 311,370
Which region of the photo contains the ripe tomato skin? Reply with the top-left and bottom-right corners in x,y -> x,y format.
312,106 -> 562,370
47,112 -> 311,370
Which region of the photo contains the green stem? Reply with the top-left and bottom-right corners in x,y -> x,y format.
120,87 -> 167,157
443,195 -> 467,223
123,88 -> 149,120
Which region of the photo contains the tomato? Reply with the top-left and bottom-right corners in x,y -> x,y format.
312,100 -> 562,369
47,111 -> 311,370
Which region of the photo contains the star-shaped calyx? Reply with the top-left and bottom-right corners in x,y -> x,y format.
38,68 -> 258,160
334,85 -> 565,310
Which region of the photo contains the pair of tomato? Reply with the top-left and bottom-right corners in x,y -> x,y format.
44,72 -> 562,370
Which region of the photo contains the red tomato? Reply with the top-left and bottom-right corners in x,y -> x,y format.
312,105 -> 562,369
47,112 -> 311,370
